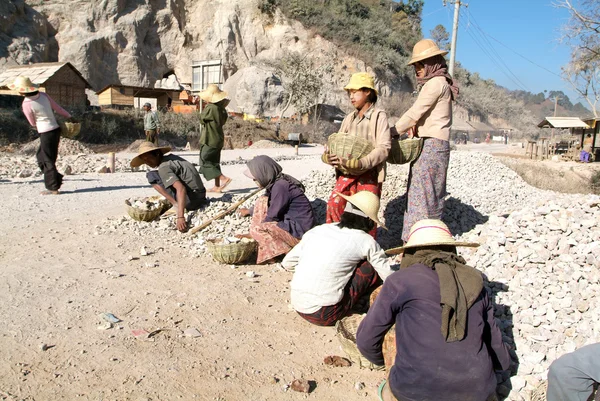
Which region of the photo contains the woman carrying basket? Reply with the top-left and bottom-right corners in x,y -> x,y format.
393,39 -> 458,243
10,76 -> 71,195
322,72 -> 391,238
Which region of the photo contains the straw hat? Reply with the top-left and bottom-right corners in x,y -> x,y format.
199,84 -> 228,104
407,39 -> 448,65
130,141 -> 172,168
385,219 -> 479,255
336,191 -> 386,229
343,72 -> 378,95
8,76 -> 38,94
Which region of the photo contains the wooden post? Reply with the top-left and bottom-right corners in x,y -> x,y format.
108,152 -> 115,173
295,144 -> 299,156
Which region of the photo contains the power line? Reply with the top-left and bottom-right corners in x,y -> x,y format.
461,8 -> 531,91
455,9 -> 530,91
463,8 -> 563,79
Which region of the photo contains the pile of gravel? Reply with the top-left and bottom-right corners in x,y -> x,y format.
249,139 -> 292,149
19,138 -> 94,156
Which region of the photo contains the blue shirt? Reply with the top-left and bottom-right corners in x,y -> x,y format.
265,179 -> 315,239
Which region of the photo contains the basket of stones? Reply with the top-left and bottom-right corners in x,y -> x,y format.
59,121 -> 81,139
206,236 -> 257,265
125,196 -> 171,222
335,314 -> 385,370
327,133 -> 373,174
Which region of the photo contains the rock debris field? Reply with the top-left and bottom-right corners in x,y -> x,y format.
1,146 -> 599,400
89,151 -> 600,400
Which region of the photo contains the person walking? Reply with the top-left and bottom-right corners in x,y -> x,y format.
322,72 -> 391,238
198,84 -> 232,193
10,76 -> 71,195
143,102 -> 160,145
393,39 -> 458,243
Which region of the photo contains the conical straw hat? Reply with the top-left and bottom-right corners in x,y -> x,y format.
336,191 -> 387,230
130,141 -> 172,168
199,84 -> 228,104
407,39 -> 448,65
8,76 -> 38,94
385,219 -> 479,255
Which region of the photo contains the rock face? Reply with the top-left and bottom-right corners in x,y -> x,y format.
2,0 -> 393,115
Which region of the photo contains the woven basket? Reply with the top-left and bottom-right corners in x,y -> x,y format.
206,239 -> 257,264
387,137 -> 423,165
125,197 -> 170,222
59,121 -> 81,139
327,133 -> 374,174
370,287 -> 397,370
529,380 -> 546,401
335,314 -> 385,370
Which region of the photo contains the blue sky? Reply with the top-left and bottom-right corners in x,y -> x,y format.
420,0 -> 580,103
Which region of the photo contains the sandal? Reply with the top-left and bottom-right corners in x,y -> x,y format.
40,190 -> 60,195
378,380 -> 386,401
219,177 -> 232,191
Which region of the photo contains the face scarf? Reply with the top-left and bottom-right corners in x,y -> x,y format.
246,155 -> 305,194
416,55 -> 459,101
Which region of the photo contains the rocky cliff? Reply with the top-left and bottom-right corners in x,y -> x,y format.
1,0 -> 394,115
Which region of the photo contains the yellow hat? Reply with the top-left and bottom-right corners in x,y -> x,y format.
385,219 -> 479,255
8,76 -> 38,94
336,191 -> 386,230
130,141 -> 172,168
407,39 -> 448,65
199,84 -> 228,104
343,72 -> 378,95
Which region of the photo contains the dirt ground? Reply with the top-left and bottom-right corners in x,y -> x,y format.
0,145 -> 391,401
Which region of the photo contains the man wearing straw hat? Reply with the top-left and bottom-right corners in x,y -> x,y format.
198,84 -> 232,193
9,76 -> 72,195
356,219 -> 510,401
284,191 -> 394,327
142,102 -> 160,145
130,142 -> 207,232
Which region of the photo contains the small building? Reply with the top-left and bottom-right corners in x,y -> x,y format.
0,62 -> 92,108
537,117 -> 594,157
96,85 -> 183,110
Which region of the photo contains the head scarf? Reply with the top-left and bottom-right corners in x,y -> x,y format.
416,55 -> 459,100
246,155 -> 305,194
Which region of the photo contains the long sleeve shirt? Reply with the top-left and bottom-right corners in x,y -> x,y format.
264,179 -> 315,239
22,92 -> 71,133
394,76 -> 452,141
284,223 -> 394,314
357,263 -> 511,401
199,103 -> 228,149
144,110 -> 160,131
338,106 -> 391,182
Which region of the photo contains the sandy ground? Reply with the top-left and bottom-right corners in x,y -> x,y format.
0,142 -> 597,401
0,144 -> 397,401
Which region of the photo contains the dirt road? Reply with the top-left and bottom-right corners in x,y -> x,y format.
0,145 -> 390,401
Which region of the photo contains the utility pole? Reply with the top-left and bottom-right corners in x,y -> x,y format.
444,0 -> 467,77
550,96 -> 561,153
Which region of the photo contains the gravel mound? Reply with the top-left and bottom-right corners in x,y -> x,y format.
0,153 -> 132,178
19,138 -> 94,156
249,139 -> 292,149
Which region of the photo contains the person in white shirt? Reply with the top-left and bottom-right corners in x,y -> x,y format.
283,191 -> 394,326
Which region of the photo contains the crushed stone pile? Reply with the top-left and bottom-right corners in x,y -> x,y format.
94,151 -> 600,401
249,139 -> 292,149
19,138 -> 94,156
0,153 -> 132,179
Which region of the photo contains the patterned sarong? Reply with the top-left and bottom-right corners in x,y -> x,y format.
402,137 -> 450,242
250,196 -> 300,264
326,169 -> 381,238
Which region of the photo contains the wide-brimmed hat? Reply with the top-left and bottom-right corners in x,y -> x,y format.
343,72 -> 378,95
336,191 -> 386,229
385,219 -> 479,255
199,84 -> 228,104
130,141 -> 172,168
407,39 -> 448,65
8,76 -> 38,94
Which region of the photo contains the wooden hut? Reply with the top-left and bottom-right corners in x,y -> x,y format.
96,85 -> 182,110
0,62 -> 92,108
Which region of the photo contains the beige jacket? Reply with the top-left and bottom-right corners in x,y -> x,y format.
395,76 -> 452,141
338,106 -> 391,182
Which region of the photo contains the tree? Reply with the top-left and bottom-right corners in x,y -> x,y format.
430,24 -> 450,51
556,0 -> 600,116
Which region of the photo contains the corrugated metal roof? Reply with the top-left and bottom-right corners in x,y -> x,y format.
0,62 -> 92,89
537,117 -> 589,128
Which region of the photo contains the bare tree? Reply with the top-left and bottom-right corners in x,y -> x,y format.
555,0 -> 600,116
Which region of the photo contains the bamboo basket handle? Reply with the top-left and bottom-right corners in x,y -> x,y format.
189,188 -> 263,235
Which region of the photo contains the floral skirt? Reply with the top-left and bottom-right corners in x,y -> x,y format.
250,196 -> 300,264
